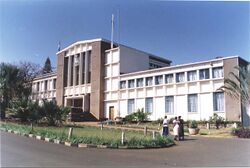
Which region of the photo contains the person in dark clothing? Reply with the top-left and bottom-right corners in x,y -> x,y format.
178,116 -> 184,140
162,116 -> 169,136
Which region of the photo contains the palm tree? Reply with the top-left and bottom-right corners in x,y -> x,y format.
220,64 -> 250,105
219,64 -> 250,126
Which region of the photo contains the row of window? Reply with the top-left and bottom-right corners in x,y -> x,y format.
127,92 -> 224,114
120,67 -> 223,89
35,79 -> 56,92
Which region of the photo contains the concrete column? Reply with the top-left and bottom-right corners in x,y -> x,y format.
73,55 -> 76,86
79,52 -> 83,85
67,56 -> 72,86
84,45 -> 89,84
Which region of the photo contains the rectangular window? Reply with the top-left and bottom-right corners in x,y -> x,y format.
155,75 -> 163,85
188,94 -> 198,112
165,74 -> 173,84
176,72 -> 185,83
146,77 -> 153,86
75,65 -> 79,85
145,97 -> 153,113
128,79 -> 135,88
70,56 -> 74,86
165,96 -> 174,114
88,51 -> 91,83
37,82 -> 40,92
44,80 -> 48,91
213,92 -> 224,111
199,69 -> 210,80
187,70 -> 197,81
120,81 -> 126,89
128,99 -> 135,114
136,78 -> 144,87
212,67 -> 223,78
81,52 -> 85,84
53,79 -> 56,89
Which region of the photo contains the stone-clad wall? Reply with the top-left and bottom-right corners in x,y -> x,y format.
223,57 -> 241,121
90,41 -> 111,120
56,52 -> 66,106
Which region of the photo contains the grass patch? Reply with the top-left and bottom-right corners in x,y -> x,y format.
0,122 -> 174,148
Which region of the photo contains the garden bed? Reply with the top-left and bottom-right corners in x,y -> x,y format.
0,122 -> 174,149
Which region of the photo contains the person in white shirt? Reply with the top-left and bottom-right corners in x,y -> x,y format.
162,116 -> 169,136
173,116 -> 180,140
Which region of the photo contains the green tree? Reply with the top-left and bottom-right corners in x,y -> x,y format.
0,62 -> 41,119
42,57 -> 52,74
219,64 -> 250,126
0,63 -> 20,119
41,100 -> 70,126
220,64 -> 250,105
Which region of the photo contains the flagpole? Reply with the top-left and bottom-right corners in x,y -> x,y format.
111,14 -> 114,49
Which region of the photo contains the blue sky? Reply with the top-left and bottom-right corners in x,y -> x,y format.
0,0 -> 249,68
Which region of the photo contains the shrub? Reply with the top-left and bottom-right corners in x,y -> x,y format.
7,99 -> 30,122
188,120 -> 198,128
209,113 -> 225,129
7,100 -> 42,123
232,128 -> 250,138
124,108 -> 150,124
40,100 -> 70,126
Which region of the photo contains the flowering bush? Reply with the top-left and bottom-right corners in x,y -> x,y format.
232,128 -> 250,138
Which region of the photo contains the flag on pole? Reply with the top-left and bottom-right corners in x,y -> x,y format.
58,41 -> 61,51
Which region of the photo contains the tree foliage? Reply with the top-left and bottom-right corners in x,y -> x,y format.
42,57 -> 52,74
0,63 -> 20,118
40,100 -> 70,126
7,100 -> 42,123
124,108 -> 150,123
0,62 -> 41,119
219,64 -> 250,105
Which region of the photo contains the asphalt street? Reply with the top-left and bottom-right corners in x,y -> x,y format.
1,130 -> 250,168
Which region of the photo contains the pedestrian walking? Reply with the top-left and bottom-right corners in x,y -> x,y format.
178,116 -> 184,140
162,116 -> 169,136
173,117 -> 180,141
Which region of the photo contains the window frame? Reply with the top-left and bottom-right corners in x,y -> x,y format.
146,77 -> 153,86
213,92 -> 225,112
127,99 -> 135,114
188,94 -> 198,113
145,97 -> 153,113
165,96 -> 174,114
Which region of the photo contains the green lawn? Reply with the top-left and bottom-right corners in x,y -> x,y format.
0,122 -> 174,148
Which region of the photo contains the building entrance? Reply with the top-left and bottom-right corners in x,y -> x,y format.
66,98 -> 83,108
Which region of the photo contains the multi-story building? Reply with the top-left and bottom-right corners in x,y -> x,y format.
32,38 -> 249,125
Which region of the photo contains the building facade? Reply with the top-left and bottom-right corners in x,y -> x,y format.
32,38 -> 249,125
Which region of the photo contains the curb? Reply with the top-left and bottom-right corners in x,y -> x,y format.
78,143 -> 97,148
54,139 -> 62,144
36,135 -> 45,140
3,128 -> 174,150
8,130 -> 13,133
29,134 -> 35,138
97,145 -> 108,148
14,131 -> 20,135
64,141 -> 77,147
45,137 -> 53,142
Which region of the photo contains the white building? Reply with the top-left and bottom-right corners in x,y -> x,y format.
32,38 -> 249,125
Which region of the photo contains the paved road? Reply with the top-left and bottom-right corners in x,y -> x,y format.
1,131 -> 250,168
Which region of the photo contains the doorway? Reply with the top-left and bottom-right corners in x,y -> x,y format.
109,106 -> 114,120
